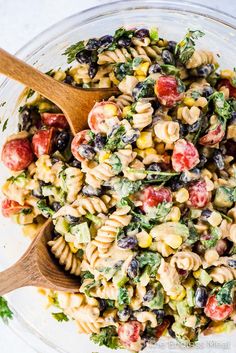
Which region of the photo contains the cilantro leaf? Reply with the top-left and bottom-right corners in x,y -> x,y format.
114,62 -> 133,81
149,27 -> 159,42
52,312 -> 69,322
209,92 -> 232,122
136,251 -> 162,269
0,296 -> 13,323
62,41 -> 85,64
36,200 -> 55,218
81,271 -> 95,280
216,280 -> 236,305
161,64 -> 180,76
175,29 -> 205,64
132,78 -> 155,100
2,119 -> 8,132
201,227 -> 220,248
104,125 -> 126,151
117,287 -> 130,306
91,326 -> 120,349
114,178 -> 142,198
109,154 -> 122,174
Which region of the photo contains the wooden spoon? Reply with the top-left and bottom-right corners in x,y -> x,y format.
0,219 -> 81,295
0,48 -> 119,135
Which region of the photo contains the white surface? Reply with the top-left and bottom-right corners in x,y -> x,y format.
0,0 -> 235,353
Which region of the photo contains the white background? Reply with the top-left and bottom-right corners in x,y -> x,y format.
0,0 -> 235,352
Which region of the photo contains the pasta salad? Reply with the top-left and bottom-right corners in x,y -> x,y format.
1,27 -> 236,352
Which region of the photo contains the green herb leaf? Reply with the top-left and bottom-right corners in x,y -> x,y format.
185,223 -> 199,245
91,326 -> 120,349
84,280 -> 98,297
137,251 -> 162,269
132,57 -> 143,69
0,297 -> 13,323
20,208 -> 32,215
132,78 -> 155,99
52,312 -> 69,322
7,171 -> 27,183
114,62 -> 133,81
216,280 -> 236,305
191,91 -> 201,100
81,271 -> 95,280
26,88 -> 35,99
149,27 -> 159,41
114,178 -> 142,198
117,287 -> 130,306
161,64 -> 180,76
209,92 -> 232,122
104,125 -> 126,151
2,119 -> 8,132
201,227 -> 220,249
109,154 -> 122,174
62,41 -> 85,64
36,200 -> 55,218
175,29 -> 205,64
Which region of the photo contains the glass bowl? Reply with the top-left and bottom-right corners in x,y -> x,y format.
0,1 -> 236,352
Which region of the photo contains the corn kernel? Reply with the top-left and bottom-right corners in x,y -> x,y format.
53,71 -> 66,81
134,148 -> 146,158
144,147 -> 157,156
184,97 -> 195,107
38,102 -> 52,112
109,71 -> 120,85
183,277 -> 195,288
155,142 -> 165,154
136,132 -> 153,150
193,270 -> 201,279
208,211 -> 222,227
165,234 -> 182,249
99,151 -> 111,163
69,242 -> 78,253
135,62 -> 150,76
166,206 -> 181,222
170,287 -> 186,301
135,75 -> 146,81
104,103 -> 119,116
122,105 -> 132,118
220,69 -> 235,79
136,231 -> 152,248
175,188 -> 189,203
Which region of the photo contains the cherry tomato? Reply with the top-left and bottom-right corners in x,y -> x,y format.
32,128 -> 55,158
88,101 -> 121,133
155,319 -> 170,339
204,295 -> 234,321
1,199 -> 31,217
1,138 -> 34,171
188,180 -> 209,208
199,123 -> 225,146
218,79 -> 236,98
155,75 -> 184,107
118,321 -> 141,346
171,139 -> 199,172
71,130 -> 92,162
41,113 -> 69,129
140,186 -> 172,213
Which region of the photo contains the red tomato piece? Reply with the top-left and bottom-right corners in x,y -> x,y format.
155,75 -> 184,107
88,101 -> 121,133
41,113 -> 69,129
199,123 -> 225,146
171,139 -> 199,172
71,130 -> 92,162
140,186 -> 172,213
1,199 -> 30,217
118,321 -> 141,346
204,295 -> 234,321
188,180 -> 209,208
1,138 -> 34,171
32,128 -> 55,158
218,79 -> 236,98
155,319 -> 170,339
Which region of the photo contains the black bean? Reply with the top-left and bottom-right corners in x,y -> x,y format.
178,122 -> 188,137
187,120 -> 201,133
63,74 -> 74,85
197,154 -> 208,168
168,326 -> 176,338
146,163 -> 162,180
195,286 -> 208,308
180,169 -> 200,183
56,131 -> 70,151
152,309 -> 165,319
197,64 -> 214,78
127,258 -> 139,279
202,86 -> 214,98
88,63 -> 98,79
117,236 -> 138,249
117,307 -> 132,322
94,133 -> 106,150
148,63 -> 161,74
99,35 -> 113,49
201,209 -> 212,219
168,176 -> 184,191
97,298 -> 107,312
78,144 -> 95,160
135,28 -> 149,38
143,288 -> 155,302
18,107 -> 40,132
167,40 -> 177,53
225,140 -> 236,159
82,185 -> 102,197
213,150 -> 224,170
228,259 -> 236,268
70,159 -> 81,168
85,38 -> 100,50
76,49 -> 93,64
162,50 -> 175,65
51,202 -> 62,212
32,188 -> 43,199
229,111 -> 236,124
117,36 -> 132,47
65,215 -> 80,224
122,129 -> 140,144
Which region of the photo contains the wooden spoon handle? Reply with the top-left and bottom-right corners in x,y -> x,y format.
0,48 -> 67,107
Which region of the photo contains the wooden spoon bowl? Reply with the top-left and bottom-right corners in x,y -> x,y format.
0,219 -> 80,295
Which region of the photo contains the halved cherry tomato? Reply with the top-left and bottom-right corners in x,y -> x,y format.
188,180 -> 209,208
118,321 -> 141,346
32,128 -> 55,158
140,186 -> 172,213
88,101 -> 121,133
155,319 -> 170,339
155,75 -> 184,107
199,123 -> 225,146
218,79 -> 236,98
1,138 -> 34,171
1,199 -> 31,217
171,139 -> 199,172
71,129 -> 92,162
41,113 -> 69,129
204,295 -> 234,321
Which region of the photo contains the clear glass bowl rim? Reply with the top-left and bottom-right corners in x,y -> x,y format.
1,1 -> 236,352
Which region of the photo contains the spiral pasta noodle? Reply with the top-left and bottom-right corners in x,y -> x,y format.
154,120 -> 180,143
73,195 -> 111,216
109,93 -> 134,110
132,101 -> 153,130
82,160 -> 116,189
170,251 -> 202,271
177,106 -> 201,125
186,50 -> 217,69
210,266 -> 236,283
